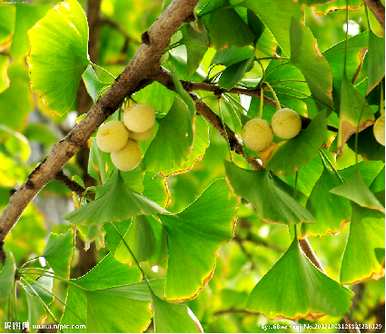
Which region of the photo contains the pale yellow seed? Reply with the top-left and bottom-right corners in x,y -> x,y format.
271,108 -> 302,139
96,120 -> 129,153
241,118 -> 273,152
373,115 -> 385,146
128,126 -> 155,141
111,140 -> 142,171
123,104 -> 155,133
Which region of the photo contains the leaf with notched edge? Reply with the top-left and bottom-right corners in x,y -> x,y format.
28,0 -> 89,114
247,239 -> 352,319
225,161 -> 314,225
160,179 -> 237,301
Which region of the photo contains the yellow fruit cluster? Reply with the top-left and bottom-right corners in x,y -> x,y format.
241,108 -> 302,152
96,104 -> 156,171
373,115 -> 385,146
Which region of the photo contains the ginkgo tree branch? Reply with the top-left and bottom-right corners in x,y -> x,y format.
0,0 -> 199,254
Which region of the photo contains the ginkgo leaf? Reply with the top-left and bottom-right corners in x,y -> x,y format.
0,55 -> 10,94
225,161 -> 314,225
340,204 -> 385,285
290,19 -> 333,107
247,239 -> 352,319
152,295 -> 203,333
160,179 -> 237,301
114,216 -> 156,264
268,111 -> 328,175
338,76 -> 374,148
28,0 -> 89,114
0,252 -> 16,304
303,167 -> 351,237
144,96 -> 193,174
330,169 -> 384,213
244,0 -> 301,55
65,171 -> 167,227
367,31 -> 385,94
43,229 -> 74,279
61,254 -> 152,333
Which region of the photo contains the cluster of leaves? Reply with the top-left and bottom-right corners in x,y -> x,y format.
0,0 -> 384,332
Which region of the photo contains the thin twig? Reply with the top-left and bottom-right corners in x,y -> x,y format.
55,171 -> 85,197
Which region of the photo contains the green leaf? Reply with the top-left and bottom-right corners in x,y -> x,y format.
153,295 -> 203,333
290,19 -> 333,107
338,76 -> 374,148
0,55 -> 10,94
28,0 -> 89,113
160,179 -> 236,301
212,45 -> 255,67
247,239 -> 352,319
0,63 -> 33,130
0,5 -> 15,48
133,81 -> 175,118
61,254 -> 152,333
367,32 -> 385,94
114,217 -> 156,264
340,205 -> 385,284
66,171 -> 166,228
225,161 -> 314,225
202,7 -> 254,49
324,32 -> 368,93
81,64 -> 113,103
268,111 -> 328,175
243,0 -> 301,55
144,97 -> 193,174
218,58 -> 254,89
330,170 -> 384,213
0,252 -> 16,304
303,167 -> 351,237
181,23 -> 209,76
43,229 -> 74,279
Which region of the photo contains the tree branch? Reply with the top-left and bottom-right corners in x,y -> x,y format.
0,0 -> 199,251
55,171 -> 85,197
364,0 -> 385,28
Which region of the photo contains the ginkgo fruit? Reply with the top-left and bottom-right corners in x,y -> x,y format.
271,108 -> 302,139
123,104 -> 155,133
241,118 -> 273,152
111,140 -> 142,171
373,115 -> 385,146
128,127 -> 155,141
96,120 -> 129,153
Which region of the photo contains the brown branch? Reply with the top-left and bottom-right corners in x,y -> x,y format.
55,171 -> 85,197
364,0 -> 385,28
0,0 -> 199,252
195,100 -> 263,170
153,69 -> 339,132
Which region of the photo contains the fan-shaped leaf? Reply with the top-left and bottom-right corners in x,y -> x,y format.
43,230 -> 74,279
160,179 -> 236,301
290,19 -> 333,107
303,167 -> 351,237
225,161 -> 314,225
330,170 -> 384,213
144,97 -> 194,174
61,254 -> 152,333
65,171 -> 167,227
367,32 -> 385,94
0,252 -> 16,304
247,239 -> 352,319
340,205 -> 385,284
28,0 -> 89,113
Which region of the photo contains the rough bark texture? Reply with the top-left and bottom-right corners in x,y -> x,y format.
0,0 -> 198,246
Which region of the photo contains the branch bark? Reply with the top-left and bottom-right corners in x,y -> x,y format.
0,0 -> 198,250
364,0 -> 385,28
